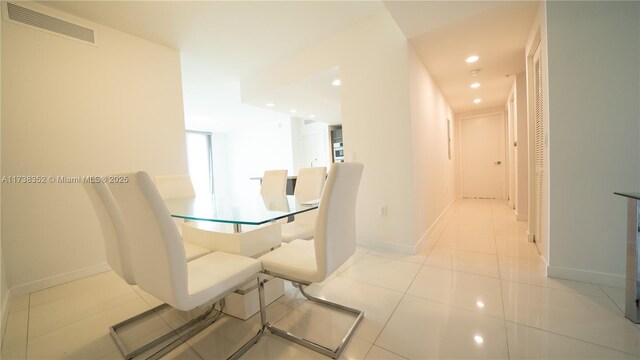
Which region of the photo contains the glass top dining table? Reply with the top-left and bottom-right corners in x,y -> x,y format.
164,195 -> 319,232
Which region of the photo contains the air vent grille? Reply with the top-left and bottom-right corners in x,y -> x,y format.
7,2 -> 95,44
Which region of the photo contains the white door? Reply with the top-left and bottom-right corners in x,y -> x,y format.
461,114 -> 506,199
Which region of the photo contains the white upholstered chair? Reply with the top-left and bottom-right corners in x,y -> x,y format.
106,172 -> 263,358
253,163 -> 364,359
260,169 -> 288,197
153,174 -> 211,260
83,181 -> 215,359
83,182 -> 135,285
281,167 -> 326,242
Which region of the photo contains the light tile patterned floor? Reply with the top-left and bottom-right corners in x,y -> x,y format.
2,199 -> 638,359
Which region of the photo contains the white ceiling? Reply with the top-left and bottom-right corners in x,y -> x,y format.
42,1 -> 538,127
243,66 -> 342,125
384,1 -> 539,114
42,1 -> 382,131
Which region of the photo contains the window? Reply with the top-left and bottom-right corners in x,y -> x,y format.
185,131 -> 214,196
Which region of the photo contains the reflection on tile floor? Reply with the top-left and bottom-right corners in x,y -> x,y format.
2,199 -> 638,359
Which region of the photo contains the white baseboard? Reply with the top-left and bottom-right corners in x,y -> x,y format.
357,198 -> 457,255
10,263 -> 111,297
547,264 -> 625,288
415,199 -> 457,251
1,287 -> 11,342
357,236 -> 417,254
516,211 -> 528,221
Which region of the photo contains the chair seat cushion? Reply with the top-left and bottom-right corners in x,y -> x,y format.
183,241 -> 211,261
281,221 -> 314,243
184,252 -> 262,310
259,240 -> 323,283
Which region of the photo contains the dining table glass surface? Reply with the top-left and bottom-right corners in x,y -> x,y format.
164,194 -> 319,225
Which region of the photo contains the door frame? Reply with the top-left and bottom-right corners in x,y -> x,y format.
525,23 -> 550,262
457,111 -> 508,200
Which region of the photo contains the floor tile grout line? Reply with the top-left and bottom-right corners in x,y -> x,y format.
367,283 -> 414,348
420,261 -> 501,280
27,272 -> 123,309
493,200 -> 512,360
27,285 -> 139,313
368,223 -> 444,350
499,278 -> 614,301
502,318 -> 640,357
24,296 -> 143,344
598,284 -> 626,317
365,344 -> 409,360
401,292 -> 508,323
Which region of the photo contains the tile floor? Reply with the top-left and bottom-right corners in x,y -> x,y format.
2,199 -> 639,359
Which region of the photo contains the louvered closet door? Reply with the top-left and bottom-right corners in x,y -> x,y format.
533,44 -> 545,252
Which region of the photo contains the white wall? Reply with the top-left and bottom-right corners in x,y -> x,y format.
545,1 -> 640,286
407,47 -> 457,247
1,3 -> 189,293
242,11 -> 417,250
223,117 -> 294,200
514,72 -> 528,221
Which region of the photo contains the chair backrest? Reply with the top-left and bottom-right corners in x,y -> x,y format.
82,182 -> 136,285
108,172 -> 188,306
314,163 -> 364,279
294,167 -> 326,201
293,167 -> 326,226
153,175 -> 196,200
260,169 -> 288,197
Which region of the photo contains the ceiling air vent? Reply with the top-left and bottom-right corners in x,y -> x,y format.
5,2 -> 95,44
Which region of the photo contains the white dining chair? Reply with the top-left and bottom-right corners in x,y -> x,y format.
107,171 -> 264,359
82,182 -> 135,285
250,163 -> 364,359
281,167 -> 326,242
83,181 -> 214,358
260,169 -> 288,197
153,174 -> 211,260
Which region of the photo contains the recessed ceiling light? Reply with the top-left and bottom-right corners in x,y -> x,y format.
266,103 -> 274,107
474,335 -> 484,344
290,109 -> 297,113
470,82 -> 481,89
473,98 -> 482,104
476,300 -> 485,308
332,79 -> 341,86
466,55 -> 479,63
309,114 -> 316,118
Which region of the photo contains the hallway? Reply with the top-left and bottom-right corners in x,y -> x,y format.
2,200 -> 639,359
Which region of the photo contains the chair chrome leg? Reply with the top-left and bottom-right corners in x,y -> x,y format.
227,278 -> 268,360
264,282 -> 364,359
146,301 -> 225,360
110,300 -> 223,360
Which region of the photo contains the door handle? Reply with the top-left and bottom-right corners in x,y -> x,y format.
494,161 -> 502,165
